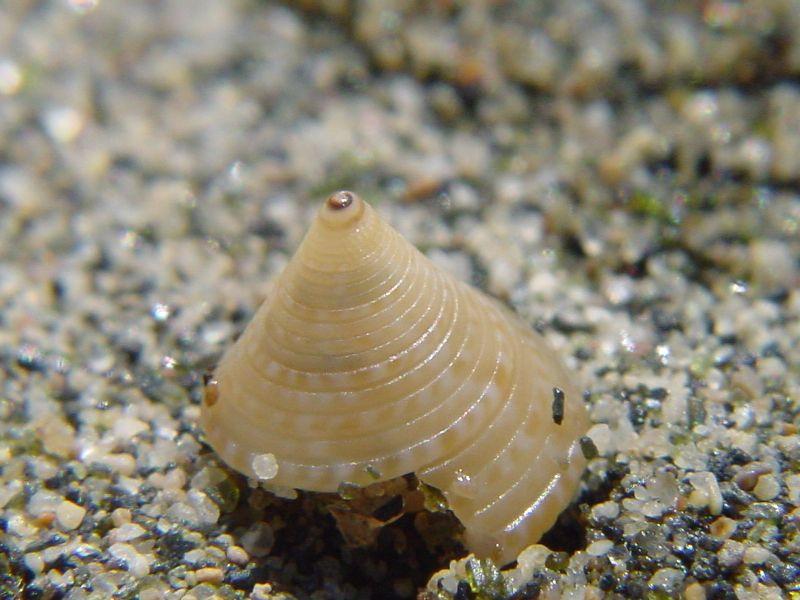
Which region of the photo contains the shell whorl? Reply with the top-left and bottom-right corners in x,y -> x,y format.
201,192 -> 590,564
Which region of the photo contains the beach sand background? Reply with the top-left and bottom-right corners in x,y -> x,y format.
1,1 -> 799,598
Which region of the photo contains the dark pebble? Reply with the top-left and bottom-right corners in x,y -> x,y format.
73,545 -> 101,560
672,540 -> 696,564
25,534 -> 67,554
697,534 -> 723,552
64,486 -> 86,506
765,561 -> 800,586
598,573 -> 616,591
760,341 -> 784,359
616,578 -> 646,597
721,485 -> 753,516
157,529 -> 198,559
229,564 -> 271,590
690,552 -> 720,581
454,580 -> 474,600
727,448 -> 752,466
628,401 -> 647,430
508,579 -> 543,600
43,473 -> 69,490
601,523 -> 624,542
372,495 -> 404,522
706,581 -> 737,600
249,217 -> 287,241
652,309 -> 682,332
107,489 -> 139,510
48,553 -> 78,573
22,585 -> 45,600
16,350 -> 46,373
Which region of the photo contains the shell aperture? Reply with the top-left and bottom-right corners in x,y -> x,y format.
201,191 -> 590,564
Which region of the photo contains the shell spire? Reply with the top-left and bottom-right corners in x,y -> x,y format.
201,191 -> 590,564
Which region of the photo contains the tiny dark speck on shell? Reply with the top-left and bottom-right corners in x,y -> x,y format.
552,387 -> 565,425
579,436 -> 598,459
327,190 -> 355,210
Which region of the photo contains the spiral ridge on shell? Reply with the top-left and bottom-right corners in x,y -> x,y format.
201,191 -> 590,563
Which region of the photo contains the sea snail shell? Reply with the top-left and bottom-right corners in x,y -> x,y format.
201,191 -> 590,564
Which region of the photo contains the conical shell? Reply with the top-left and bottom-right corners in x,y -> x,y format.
201,191 -> 590,564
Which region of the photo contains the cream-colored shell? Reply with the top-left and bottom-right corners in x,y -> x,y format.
201,192 -> 589,564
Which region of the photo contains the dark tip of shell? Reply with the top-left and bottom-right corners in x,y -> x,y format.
327,190 -> 355,210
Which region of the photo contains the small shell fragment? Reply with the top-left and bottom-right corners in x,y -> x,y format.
201,191 -> 590,564
203,377 -> 219,407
